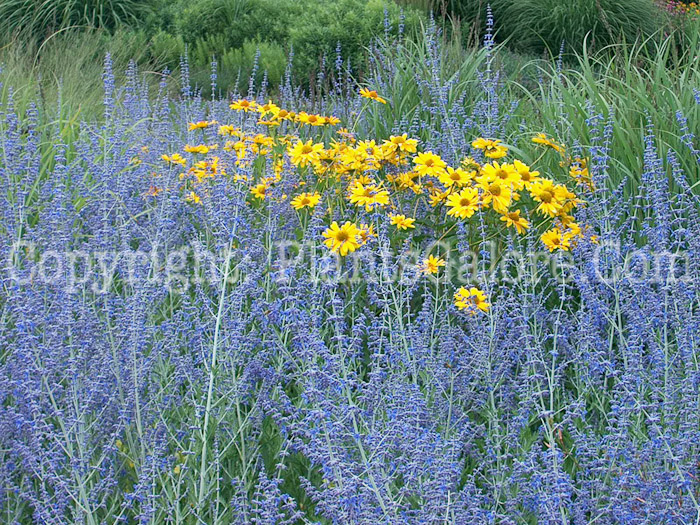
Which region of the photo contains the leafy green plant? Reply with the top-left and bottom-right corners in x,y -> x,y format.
140,0 -> 423,91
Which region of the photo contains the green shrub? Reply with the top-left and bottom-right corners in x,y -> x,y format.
220,40 -> 288,88
140,0 -> 423,91
287,0 -> 423,77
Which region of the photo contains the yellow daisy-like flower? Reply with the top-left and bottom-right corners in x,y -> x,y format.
532,133 -> 565,154
461,156 -> 481,171
288,140 -> 324,168
472,138 -> 508,159
296,112 -> 327,126
184,144 -> 216,155
529,179 -> 567,217
454,286 -> 490,313
477,177 -> 512,213
481,161 -> 520,188
569,158 -> 593,188
348,182 -> 390,211
422,254 -> 446,275
251,183 -> 268,200
162,153 -> 187,166
541,228 -> 571,252
145,185 -> 162,197
188,120 -> 217,131
273,109 -> 295,121
412,151 -> 447,177
429,189 -> 450,207
258,119 -> 280,128
337,128 -> 356,141
389,214 -> 416,230
499,209 -> 530,234
230,99 -> 257,112
323,221 -> 362,256
446,187 -> 480,219
358,223 -> 376,245
513,159 -> 540,188
256,101 -> 280,116
392,171 -> 423,194
359,88 -> 387,104
185,191 -> 201,204
384,134 -> 418,154
291,192 -> 321,210
218,125 -> 242,136
438,167 -> 474,187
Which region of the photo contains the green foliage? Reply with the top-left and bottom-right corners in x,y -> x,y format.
0,29 -> 169,120
138,0 -> 424,91
0,0 -> 155,38
422,0 -> 667,56
0,0 -> 424,94
286,0 -> 421,76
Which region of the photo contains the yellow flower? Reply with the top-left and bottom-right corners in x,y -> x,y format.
428,188 -> 450,207
348,182 -> 390,211
438,167 -> 474,187
499,209 -> 530,234
258,119 -> 280,128
273,109 -> 295,121
392,172 -> 423,194
337,128 -> 356,141
412,151 -> 447,177
384,134 -> 418,154
472,138 -> 508,159
291,192 -> 321,210
389,214 -> 416,230
256,101 -> 280,116
358,223 -> 376,245
251,183 -> 268,200
561,221 -> 586,247
529,179 -> 567,217
296,112 -> 327,126
569,158 -> 592,188
481,161 -> 520,188
541,228 -> 570,252
184,144 -> 216,155
230,99 -> 257,112
446,187 -> 480,219
454,286 -> 490,313
289,140 -> 324,168
461,156 -> 481,171
422,254 -> 446,275
323,221 -> 362,255
218,125 -> 242,136
185,191 -> 201,204
532,133 -> 565,153
359,88 -> 387,104
477,177 -> 512,213
162,153 -> 187,166
188,120 -> 217,131
513,159 -> 540,188
145,185 -> 162,197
